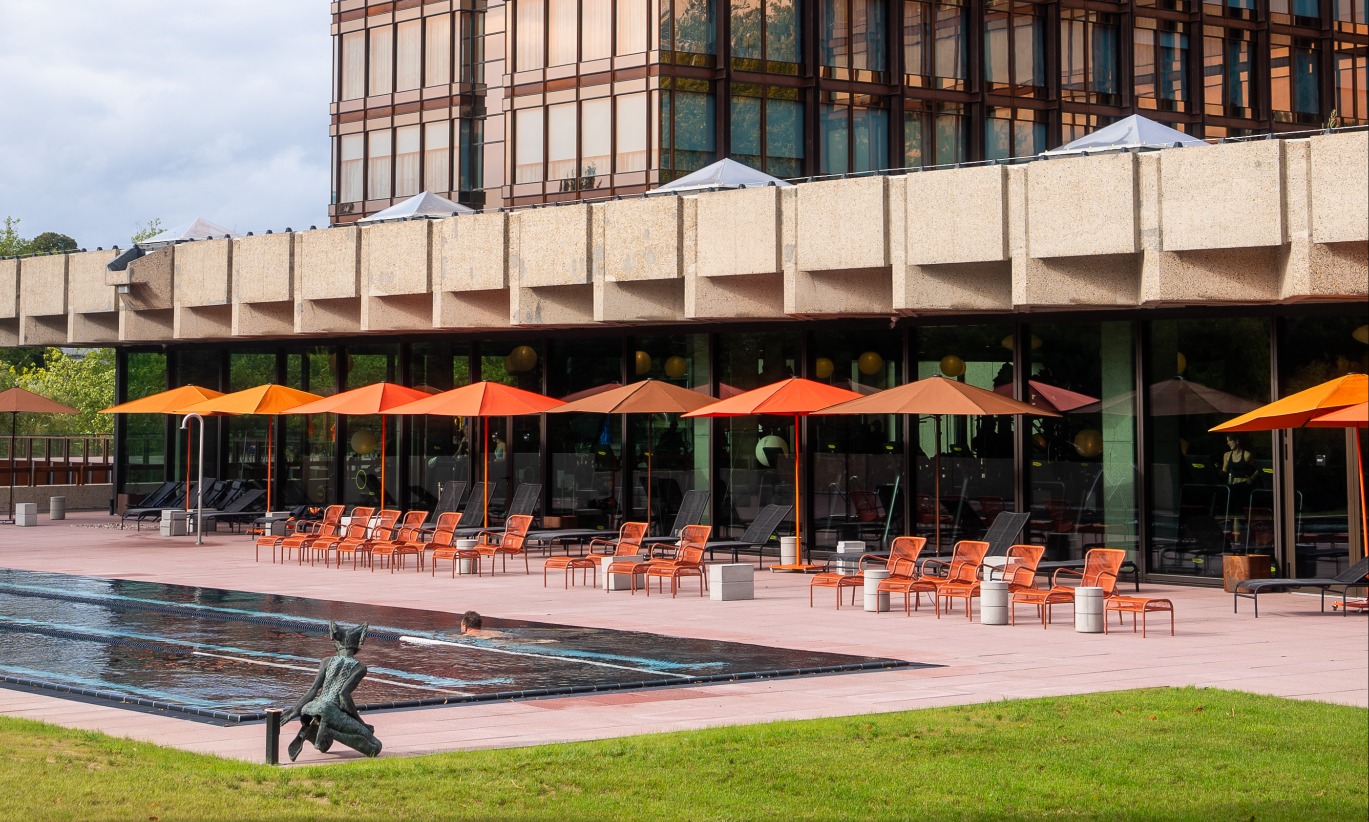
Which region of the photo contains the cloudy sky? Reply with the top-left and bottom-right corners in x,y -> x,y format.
0,1 -> 331,250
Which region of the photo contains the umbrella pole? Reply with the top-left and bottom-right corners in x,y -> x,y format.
646,415 -> 653,536
1358,428 -> 1367,559
267,417 -> 273,513
185,425 -> 193,511
380,415 -> 387,508
794,413 -> 803,565
934,416 -> 942,555
5,411 -> 14,522
483,416 -> 489,528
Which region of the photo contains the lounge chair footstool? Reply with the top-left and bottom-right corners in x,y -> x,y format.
1104,596 -> 1174,637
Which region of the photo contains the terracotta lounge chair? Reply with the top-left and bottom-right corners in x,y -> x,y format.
429,513 -> 483,577
257,503 -> 343,563
644,524 -> 712,597
542,521 -> 647,588
938,543 -> 1045,621
474,514 -> 534,574
369,510 -> 430,572
809,536 -> 926,608
1011,547 -> 1126,628
337,509 -> 400,569
309,507 -> 375,568
880,540 -> 989,616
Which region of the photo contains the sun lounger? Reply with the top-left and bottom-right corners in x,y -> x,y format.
1234,555 -> 1369,617
704,504 -> 793,566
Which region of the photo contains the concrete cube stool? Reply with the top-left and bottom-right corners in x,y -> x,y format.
15,502 -> 38,527
709,563 -> 754,601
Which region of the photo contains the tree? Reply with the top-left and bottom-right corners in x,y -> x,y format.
26,232 -> 78,254
131,218 -> 164,244
0,216 -> 27,257
6,348 -> 116,435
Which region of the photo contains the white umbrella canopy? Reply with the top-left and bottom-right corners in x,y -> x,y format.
1041,114 -> 1209,157
139,217 -> 241,247
649,158 -> 794,195
357,192 -> 476,224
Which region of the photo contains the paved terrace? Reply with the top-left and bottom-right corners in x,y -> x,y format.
1,512 -> 1364,765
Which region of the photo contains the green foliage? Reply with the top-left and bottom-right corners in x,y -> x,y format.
0,688 -> 1363,820
0,216 -> 28,257
2,348 -> 115,435
26,232 -> 78,255
131,218 -> 164,244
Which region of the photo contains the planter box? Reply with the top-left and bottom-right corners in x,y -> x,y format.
1222,553 -> 1272,593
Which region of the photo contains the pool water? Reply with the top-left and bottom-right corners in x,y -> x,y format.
0,569 -> 915,722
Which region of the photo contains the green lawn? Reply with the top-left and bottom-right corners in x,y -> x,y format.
1,688 -> 1364,821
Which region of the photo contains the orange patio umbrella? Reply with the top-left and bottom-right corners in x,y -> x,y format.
820,376 -> 1060,553
684,378 -> 864,570
549,379 -> 716,534
1,387 -> 78,524
383,381 -> 565,527
284,382 -> 434,508
1213,374 -> 1368,556
179,384 -> 324,512
101,385 -> 226,511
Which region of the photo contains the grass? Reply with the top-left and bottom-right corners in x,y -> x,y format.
0,687 -> 1364,821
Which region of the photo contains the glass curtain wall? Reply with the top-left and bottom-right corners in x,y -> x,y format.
808,330 -> 904,552
284,349 -> 339,507
340,345 -> 399,507
545,339 -> 624,527
1024,322 -> 1138,564
628,334 -> 711,533
912,324 -> 1013,553
714,331 -> 800,538
225,352 -> 278,503
172,350 -> 223,496
1279,315 -> 1368,577
406,342 -> 472,511
481,342 -> 545,518
1146,318 -> 1271,579
121,352 -> 169,491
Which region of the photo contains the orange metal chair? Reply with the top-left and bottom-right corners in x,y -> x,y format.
310,507 -> 373,568
369,510 -> 430,572
474,514 -> 534,574
1010,547 -> 1126,628
543,521 -> 646,589
809,536 -> 926,608
880,540 -> 989,617
429,513 -> 483,577
937,544 -> 1044,621
335,509 -> 400,570
644,524 -> 712,597
267,504 -> 344,565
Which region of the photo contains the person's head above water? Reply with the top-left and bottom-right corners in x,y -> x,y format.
459,611 -> 482,633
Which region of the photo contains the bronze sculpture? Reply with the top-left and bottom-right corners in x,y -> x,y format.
283,621 -> 382,760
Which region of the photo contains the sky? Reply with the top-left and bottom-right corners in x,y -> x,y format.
0,1 -> 331,250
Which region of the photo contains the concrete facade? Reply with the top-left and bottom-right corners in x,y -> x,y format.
5,135 -> 1366,348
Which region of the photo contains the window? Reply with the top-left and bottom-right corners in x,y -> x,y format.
904,1 -> 968,89
582,0 -> 612,60
1135,18 -> 1190,111
340,134 -> 364,202
617,0 -> 650,54
668,0 -> 717,55
424,122 -> 451,194
822,0 -> 887,78
515,108 -> 545,184
820,96 -> 888,174
549,0 -> 578,65
341,31 -> 366,100
616,93 -> 649,172
395,125 -> 420,197
1060,10 -> 1120,105
904,100 -> 965,167
1271,35 -> 1322,123
730,86 -> 804,177
369,26 -> 394,95
1337,42 -> 1369,124
581,98 -> 612,183
424,14 -> 453,86
985,1 -> 1045,95
1204,26 -> 1254,117
662,83 -> 717,175
396,20 -> 421,91
367,130 -> 392,199
547,103 -> 578,181
985,106 -> 1046,160
732,0 -> 800,67
516,0 -> 546,70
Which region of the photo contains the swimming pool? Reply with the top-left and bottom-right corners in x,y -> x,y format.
0,569 -> 916,722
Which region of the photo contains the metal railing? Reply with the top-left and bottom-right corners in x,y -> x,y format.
0,435 -> 113,487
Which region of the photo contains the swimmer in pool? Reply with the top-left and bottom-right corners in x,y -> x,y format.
457,611 -> 554,643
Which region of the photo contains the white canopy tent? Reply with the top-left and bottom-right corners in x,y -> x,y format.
356,191 -> 476,223
648,158 -> 794,195
1041,114 -> 1209,157
138,217 -> 241,248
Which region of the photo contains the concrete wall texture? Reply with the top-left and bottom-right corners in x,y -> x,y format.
3,134 -> 1365,348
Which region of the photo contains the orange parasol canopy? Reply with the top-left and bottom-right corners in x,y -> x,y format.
821,376 -> 1058,553
383,380 -> 566,418
1211,373 -> 1367,432
178,385 -> 325,512
822,375 -> 1062,418
179,384 -> 324,416
284,382 -> 437,507
1308,401 -> 1368,427
100,385 -> 224,415
994,379 -> 1098,414
0,386 -> 79,415
685,378 -> 864,570
553,379 -> 717,415
384,381 -> 564,526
